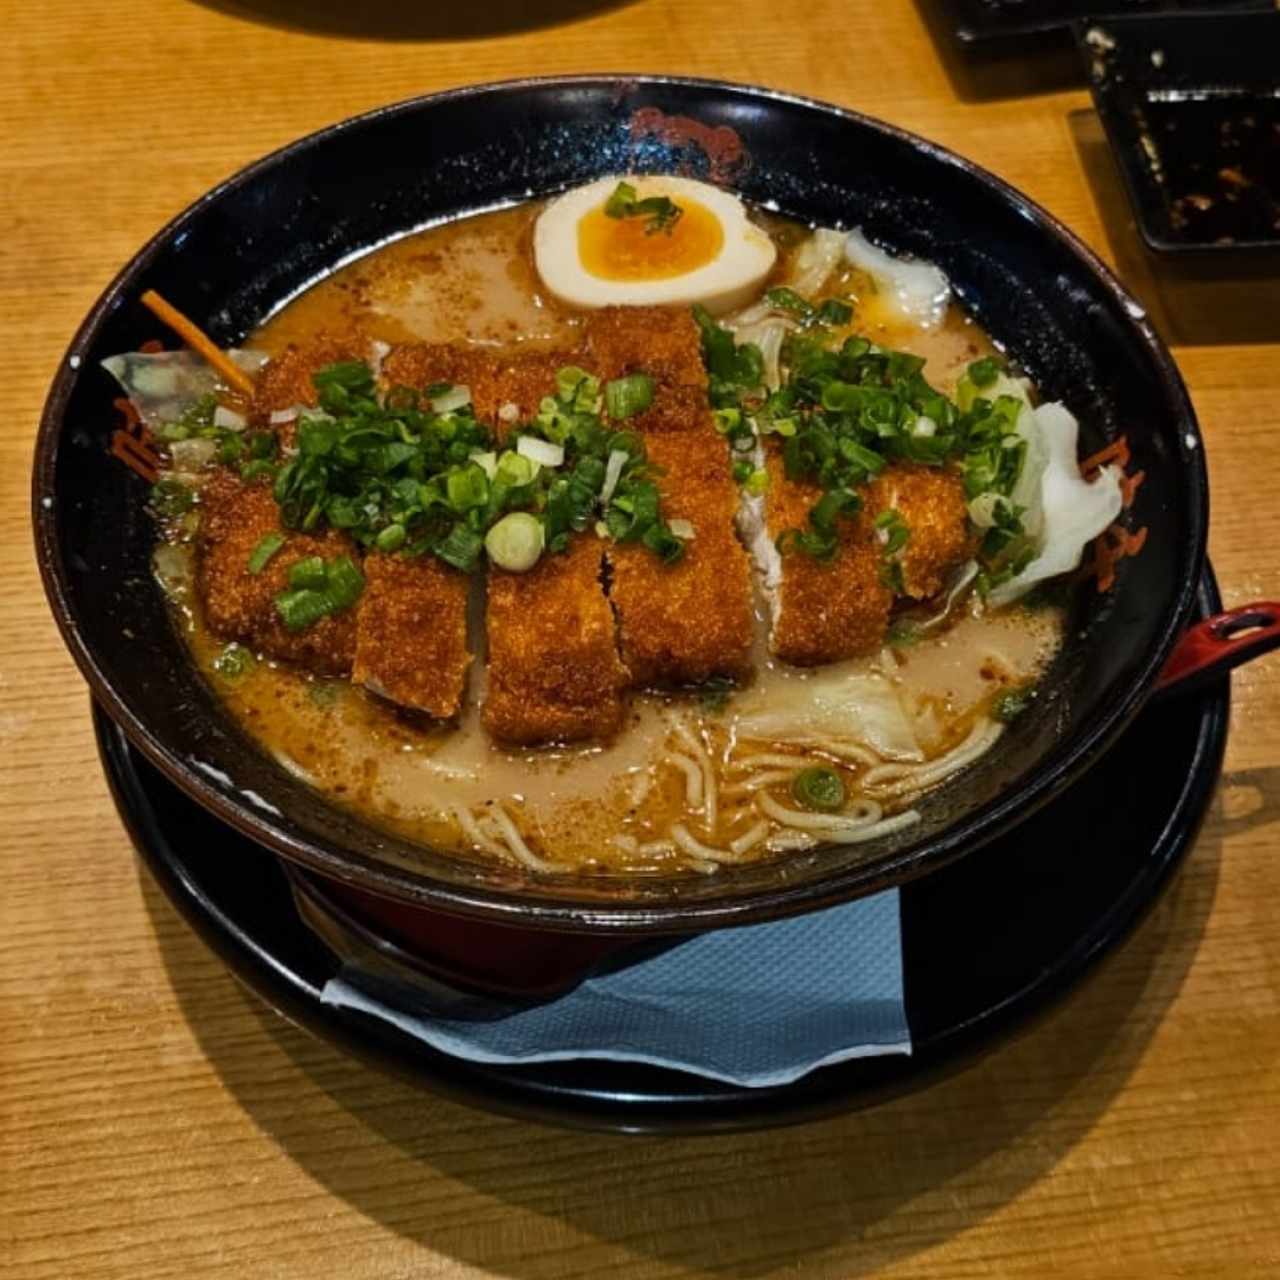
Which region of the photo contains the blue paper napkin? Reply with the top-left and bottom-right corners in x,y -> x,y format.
320,889 -> 910,1087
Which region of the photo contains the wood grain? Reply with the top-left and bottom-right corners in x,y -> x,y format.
3,2 -> 1279,1276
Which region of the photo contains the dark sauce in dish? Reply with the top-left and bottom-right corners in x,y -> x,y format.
1138,92 -> 1280,245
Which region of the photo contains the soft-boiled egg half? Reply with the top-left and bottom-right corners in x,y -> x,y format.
533,175 -> 776,314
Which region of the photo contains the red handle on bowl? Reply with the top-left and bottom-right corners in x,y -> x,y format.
1157,602 -> 1280,696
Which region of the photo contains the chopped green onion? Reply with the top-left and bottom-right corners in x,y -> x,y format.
992,684 -> 1035,723
874,509 -> 911,555
272,555 -> 365,631
766,286 -> 812,316
713,407 -> 743,435
212,643 -> 255,679
288,555 -> 328,590
246,532 -> 286,575
150,477 -> 195,519
603,181 -> 683,235
434,523 -> 485,572
375,523 -> 406,553
816,298 -> 854,326
604,181 -> 639,217
604,374 -> 655,420
791,767 -> 847,812
325,555 -> 365,608
744,468 -> 769,496
446,464 -> 489,512
967,357 -> 1000,389
275,588 -> 333,632
494,450 -> 538,487
516,436 -> 565,468
886,618 -> 921,648
485,512 -> 545,572
698,675 -> 735,714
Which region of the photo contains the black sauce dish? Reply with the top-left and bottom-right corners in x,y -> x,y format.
31,76 -> 1279,948
1078,11 -> 1280,257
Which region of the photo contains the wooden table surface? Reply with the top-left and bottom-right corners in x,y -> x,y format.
5,1 -> 1280,1275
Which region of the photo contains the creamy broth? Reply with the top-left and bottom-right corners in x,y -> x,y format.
161,200 -> 1064,876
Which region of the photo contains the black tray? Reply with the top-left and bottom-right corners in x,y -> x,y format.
1079,11 -> 1280,254
97,571 -> 1228,1135
942,0 -> 1269,50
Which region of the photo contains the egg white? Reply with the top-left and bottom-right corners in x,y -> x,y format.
533,175 -> 776,314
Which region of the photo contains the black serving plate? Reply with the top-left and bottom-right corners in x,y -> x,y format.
1079,11 -> 1280,254
942,0 -> 1270,50
95,571 -> 1229,1135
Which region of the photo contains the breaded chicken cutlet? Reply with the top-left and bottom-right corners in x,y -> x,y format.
197,470 -> 358,675
753,448 -> 894,665
386,340 -> 630,741
582,305 -> 707,392
381,343 -> 575,429
607,431 -> 754,687
252,334 -> 370,446
748,453 -> 973,664
864,464 -> 973,600
352,553 -> 471,719
483,536 -> 629,745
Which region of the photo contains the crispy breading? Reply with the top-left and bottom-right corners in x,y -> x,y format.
381,343 -> 505,422
252,335 -> 368,444
622,383 -> 712,435
352,553 -> 471,718
865,464 -> 972,600
763,449 -> 893,665
482,536 -> 629,745
196,470 -> 357,674
607,433 -> 754,686
582,306 -> 707,391
382,344 -> 573,439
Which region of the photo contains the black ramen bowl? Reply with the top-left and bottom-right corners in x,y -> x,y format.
34,76 -> 1205,938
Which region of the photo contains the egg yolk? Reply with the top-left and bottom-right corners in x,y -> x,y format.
577,197 -> 724,281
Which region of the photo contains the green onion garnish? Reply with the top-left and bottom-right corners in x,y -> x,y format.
992,684 -> 1035,723
246,532 -> 285,575
603,181 -> 684,235
212,643 -> 255,679
690,310 -> 1033,584
874,508 -> 910,556
275,588 -> 334,632
287,555 -> 328,590
967,357 -> 1000,389
791,767 -> 847,813
272,554 -> 366,631
150,477 -> 195,519
227,356 -> 684,576
604,374 -> 655,420
324,555 -> 365,607
375,523 -> 406,553
434,523 -> 486,573
485,512 -> 545,573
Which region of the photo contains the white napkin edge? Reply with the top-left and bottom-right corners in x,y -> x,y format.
320,976 -> 911,1089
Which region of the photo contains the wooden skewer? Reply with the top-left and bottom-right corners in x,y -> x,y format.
139,289 -> 256,397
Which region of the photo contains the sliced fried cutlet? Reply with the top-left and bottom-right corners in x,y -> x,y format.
756,449 -> 893,665
607,432 -> 754,687
483,536 -> 629,745
582,305 -> 708,395
381,343 -> 504,421
352,553 -> 470,718
196,470 -> 357,675
864,465 -> 972,600
382,343 -> 573,432
252,334 -> 368,446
